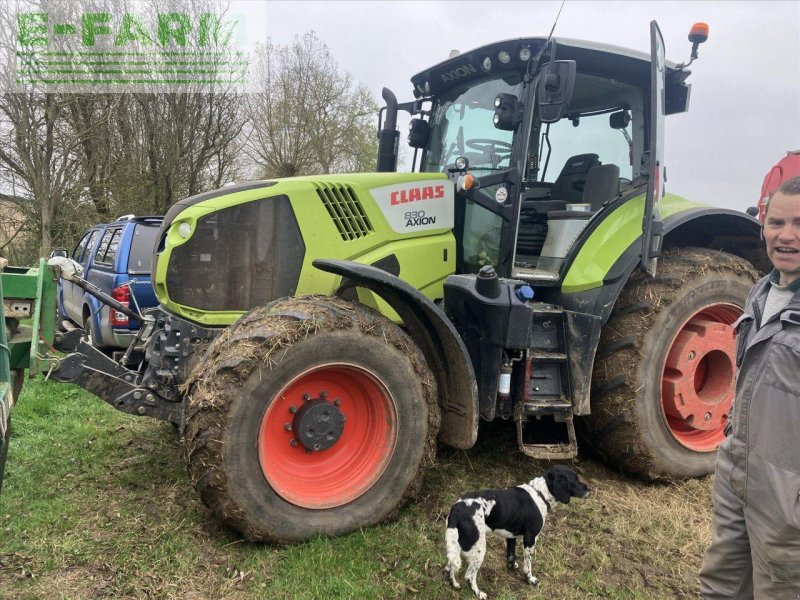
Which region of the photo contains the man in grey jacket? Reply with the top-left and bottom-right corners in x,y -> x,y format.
700,176 -> 800,598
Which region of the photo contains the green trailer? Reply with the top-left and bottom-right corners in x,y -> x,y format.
0,258 -> 58,492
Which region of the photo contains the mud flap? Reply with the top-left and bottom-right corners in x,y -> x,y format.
313,259 -> 479,449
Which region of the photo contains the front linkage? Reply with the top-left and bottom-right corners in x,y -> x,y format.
44,258 -> 214,429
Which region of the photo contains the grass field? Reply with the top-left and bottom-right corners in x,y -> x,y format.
1,376 -> 711,599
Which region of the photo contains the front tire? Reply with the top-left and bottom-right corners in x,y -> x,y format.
587,248 -> 759,479
183,296 -> 440,542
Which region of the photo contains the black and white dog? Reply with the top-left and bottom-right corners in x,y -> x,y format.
444,465 -> 591,599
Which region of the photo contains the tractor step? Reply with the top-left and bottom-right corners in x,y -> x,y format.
517,302 -> 576,459
528,351 -> 567,362
515,408 -> 578,460
522,397 -> 572,414
511,266 -> 560,282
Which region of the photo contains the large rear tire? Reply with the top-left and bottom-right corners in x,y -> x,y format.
587,248 -> 759,480
182,296 -> 440,542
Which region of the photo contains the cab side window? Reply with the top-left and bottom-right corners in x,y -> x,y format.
102,229 -> 122,266
71,231 -> 92,261
93,228 -> 115,265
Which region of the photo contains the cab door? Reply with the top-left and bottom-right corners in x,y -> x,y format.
641,20 -> 666,275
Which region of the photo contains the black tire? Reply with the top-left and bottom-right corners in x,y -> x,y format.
83,315 -> 95,347
586,248 -> 759,480
56,302 -> 67,333
182,296 -> 440,542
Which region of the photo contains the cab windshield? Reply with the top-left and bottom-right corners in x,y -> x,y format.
422,74 -> 522,174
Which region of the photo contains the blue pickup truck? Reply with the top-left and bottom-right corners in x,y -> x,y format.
58,215 -> 162,354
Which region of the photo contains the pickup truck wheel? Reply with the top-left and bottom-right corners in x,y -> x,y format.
56,303 -> 67,333
183,296 -> 440,542
587,248 -> 759,480
83,316 -> 95,347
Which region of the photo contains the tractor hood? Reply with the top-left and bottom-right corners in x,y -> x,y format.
152,173 -> 456,325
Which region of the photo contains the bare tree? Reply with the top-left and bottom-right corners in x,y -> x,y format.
129,91 -> 245,213
0,92 -> 88,257
246,32 -> 378,178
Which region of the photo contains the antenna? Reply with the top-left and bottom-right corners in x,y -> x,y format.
527,0 -> 567,79
547,0 -> 566,41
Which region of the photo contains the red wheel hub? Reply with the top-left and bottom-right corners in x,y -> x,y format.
661,304 -> 741,451
258,364 -> 397,509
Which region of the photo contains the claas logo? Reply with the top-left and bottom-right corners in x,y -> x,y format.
390,185 -> 445,205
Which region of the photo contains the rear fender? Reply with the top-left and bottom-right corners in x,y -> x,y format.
551,206 -> 766,416
313,259 -> 478,449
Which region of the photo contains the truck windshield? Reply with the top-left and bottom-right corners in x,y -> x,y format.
422,75 -> 522,174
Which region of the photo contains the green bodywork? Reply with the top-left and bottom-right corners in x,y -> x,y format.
154,172 -> 457,326
562,192 -> 709,293
155,174 -> 713,326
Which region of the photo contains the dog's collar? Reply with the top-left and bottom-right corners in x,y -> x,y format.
534,489 -> 551,511
531,477 -> 557,511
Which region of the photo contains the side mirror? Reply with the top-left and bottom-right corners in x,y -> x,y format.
407,118 -> 430,148
610,110 -> 631,129
538,60 -> 576,123
49,248 -> 68,259
493,93 -> 523,131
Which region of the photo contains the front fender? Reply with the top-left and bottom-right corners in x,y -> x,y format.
313,259 -> 478,449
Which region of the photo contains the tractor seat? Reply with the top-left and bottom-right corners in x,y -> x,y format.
546,164 -> 621,219
550,153 -> 601,204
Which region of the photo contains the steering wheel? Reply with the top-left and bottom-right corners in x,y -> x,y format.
466,139 -> 513,155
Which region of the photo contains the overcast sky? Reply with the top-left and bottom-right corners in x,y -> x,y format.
238,0 -> 799,214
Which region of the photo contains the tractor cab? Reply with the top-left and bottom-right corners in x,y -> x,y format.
387,32 -> 694,282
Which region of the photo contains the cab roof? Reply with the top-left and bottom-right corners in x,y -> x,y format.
410,36 -> 690,114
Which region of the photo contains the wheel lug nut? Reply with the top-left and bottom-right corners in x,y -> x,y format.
289,405 -> 297,414
290,439 -> 298,447
688,351 -> 696,360
303,394 -> 311,402
333,398 -> 341,407
704,412 -> 711,421
284,423 -> 292,431
320,390 -> 328,399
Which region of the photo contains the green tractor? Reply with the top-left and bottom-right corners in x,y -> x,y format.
4,22 -> 767,542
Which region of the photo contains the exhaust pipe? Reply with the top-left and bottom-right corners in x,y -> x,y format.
377,87 -> 400,172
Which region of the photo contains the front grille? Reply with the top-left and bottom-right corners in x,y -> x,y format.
315,183 -> 373,241
165,195 -> 305,312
